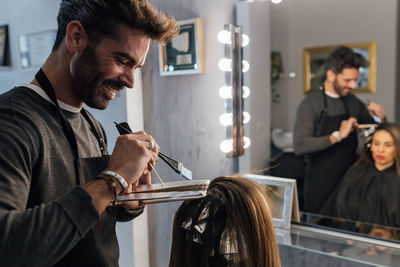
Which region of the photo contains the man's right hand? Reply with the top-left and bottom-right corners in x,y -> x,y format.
82,131 -> 159,213
338,117 -> 358,140
107,131 -> 159,186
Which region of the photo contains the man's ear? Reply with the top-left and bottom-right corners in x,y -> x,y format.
65,20 -> 88,54
326,69 -> 336,83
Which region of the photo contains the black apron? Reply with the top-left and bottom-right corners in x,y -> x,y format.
35,69 -> 119,267
304,87 -> 357,214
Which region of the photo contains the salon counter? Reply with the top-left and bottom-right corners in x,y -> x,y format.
277,223 -> 400,267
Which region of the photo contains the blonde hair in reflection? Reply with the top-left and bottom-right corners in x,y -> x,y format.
169,176 -> 281,267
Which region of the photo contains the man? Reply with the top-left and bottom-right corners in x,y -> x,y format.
0,0 -> 179,266
293,46 -> 385,214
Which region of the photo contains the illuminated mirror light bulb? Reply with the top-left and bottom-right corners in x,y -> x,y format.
271,0 -> 282,4
243,112 -> 251,124
243,136 -> 251,149
241,34 -> 249,47
218,58 -> 232,72
289,72 -> 296,78
217,30 -> 231,45
219,86 -> 232,99
242,60 -> 250,73
220,139 -> 233,153
242,86 -> 250,98
219,113 -> 233,126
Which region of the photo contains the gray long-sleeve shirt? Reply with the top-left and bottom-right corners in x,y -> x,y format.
293,90 -> 374,155
0,86 -> 138,266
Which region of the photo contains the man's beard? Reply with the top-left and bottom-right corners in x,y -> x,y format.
71,45 -> 124,110
333,78 -> 351,96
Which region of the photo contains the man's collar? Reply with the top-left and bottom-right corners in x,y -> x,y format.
324,90 -> 340,99
23,83 -> 82,113
320,84 -> 340,99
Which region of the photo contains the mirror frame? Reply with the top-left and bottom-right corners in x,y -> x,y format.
303,41 -> 377,94
244,174 -> 299,230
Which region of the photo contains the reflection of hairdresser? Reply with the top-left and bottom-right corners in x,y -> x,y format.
293,46 -> 386,214
168,176 -> 281,267
334,123 -> 400,227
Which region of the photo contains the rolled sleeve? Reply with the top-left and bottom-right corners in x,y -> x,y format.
55,187 -> 100,236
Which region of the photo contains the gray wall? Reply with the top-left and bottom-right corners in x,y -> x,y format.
237,1 -> 272,173
141,1 -> 239,266
397,1 -> 400,124
270,0 -> 398,131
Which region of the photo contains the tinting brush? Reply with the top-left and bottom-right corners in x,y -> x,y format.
114,121 -> 193,180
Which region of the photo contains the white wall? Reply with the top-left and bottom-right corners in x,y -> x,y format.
270,0 -> 398,131
0,0 -> 59,91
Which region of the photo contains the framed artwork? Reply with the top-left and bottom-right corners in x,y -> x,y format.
244,174 -> 300,230
159,18 -> 204,76
303,41 -> 376,94
271,51 -> 283,84
18,30 -> 57,68
0,25 -> 10,66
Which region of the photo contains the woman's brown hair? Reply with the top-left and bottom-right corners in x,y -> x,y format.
169,176 -> 281,267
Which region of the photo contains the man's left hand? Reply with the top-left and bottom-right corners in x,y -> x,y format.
367,102 -> 385,121
117,171 -> 151,209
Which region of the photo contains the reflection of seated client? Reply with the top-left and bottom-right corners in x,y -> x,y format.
168,176 -> 281,267
341,226 -> 400,265
335,123 -> 400,227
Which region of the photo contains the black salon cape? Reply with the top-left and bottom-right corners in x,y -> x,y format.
335,164 -> 400,227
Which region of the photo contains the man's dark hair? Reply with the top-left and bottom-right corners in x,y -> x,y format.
325,46 -> 368,74
52,0 -> 180,51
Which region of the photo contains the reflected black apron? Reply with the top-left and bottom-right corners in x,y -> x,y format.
304,88 -> 357,214
35,69 -> 119,267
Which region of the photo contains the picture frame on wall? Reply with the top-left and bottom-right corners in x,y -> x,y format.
0,25 -> 10,67
303,41 -> 376,94
159,18 -> 204,76
18,30 -> 57,69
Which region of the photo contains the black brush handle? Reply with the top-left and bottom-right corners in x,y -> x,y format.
158,152 -> 181,174
114,121 -> 181,174
115,122 -> 132,135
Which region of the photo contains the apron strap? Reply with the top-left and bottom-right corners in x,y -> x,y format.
341,96 -> 351,117
321,85 -> 351,117
34,68 -> 108,183
321,85 -> 328,112
81,109 -> 107,155
35,69 -> 80,160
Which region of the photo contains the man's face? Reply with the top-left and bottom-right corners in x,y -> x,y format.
332,67 -> 359,96
70,25 -> 150,110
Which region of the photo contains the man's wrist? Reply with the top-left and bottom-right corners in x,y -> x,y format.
81,179 -> 116,213
101,170 -> 128,194
331,130 -> 341,142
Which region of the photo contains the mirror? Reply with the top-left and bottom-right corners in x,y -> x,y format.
263,0 -> 399,242
244,174 -> 299,230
